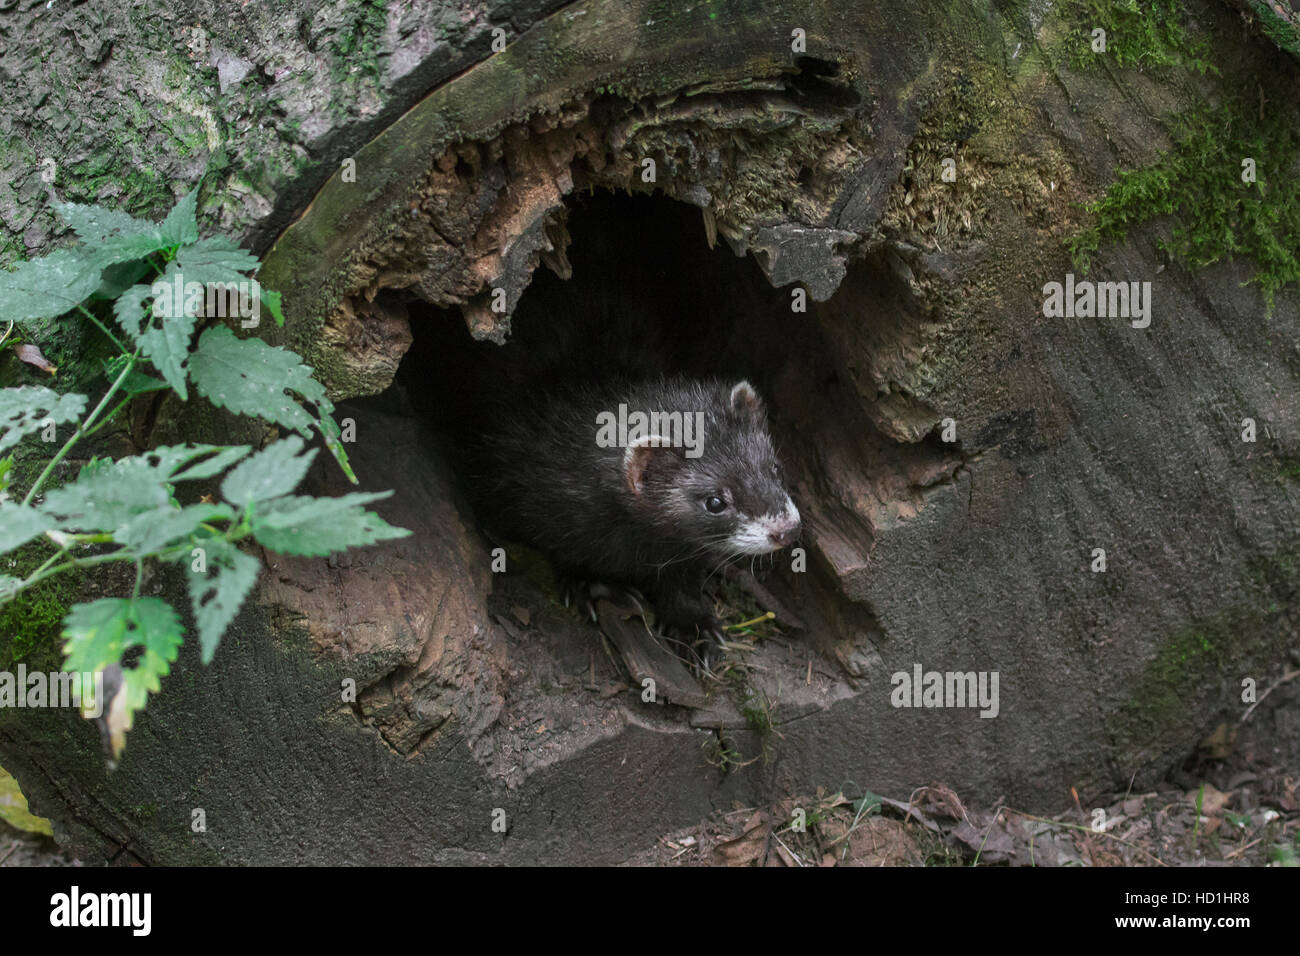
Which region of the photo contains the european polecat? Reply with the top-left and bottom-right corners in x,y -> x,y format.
471,376 -> 800,664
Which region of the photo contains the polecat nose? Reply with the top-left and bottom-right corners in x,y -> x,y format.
769,520 -> 800,548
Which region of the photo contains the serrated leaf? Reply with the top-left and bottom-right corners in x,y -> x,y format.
136,443 -> 245,478
0,386 -> 88,452
53,201 -> 156,244
186,536 -> 259,664
169,445 -> 251,482
96,233 -> 173,266
317,413 -> 356,484
0,502 -> 53,554
188,327 -> 356,480
0,247 -> 106,323
113,283 -> 154,340
175,237 -> 259,283
126,600 -> 185,694
51,201 -> 172,265
158,188 -> 199,247
39,457 -> 174,532
115,502 -> 234,554
59,598 -> 142,673
250,491 -> 409,556
136,308 -> 196,398
220,436 -> 315,506
190,326 -> 329,436
62,597 -> 184,755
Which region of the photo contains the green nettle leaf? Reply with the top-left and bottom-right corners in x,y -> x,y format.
1,191 -> 411,758
250,491 -> 410,556
115,502 -> 234,554
0,502 -> 54,555
0,247 -> 106,323
0,386 -> 88,453
220,436 -> 316,507
96,233 -> 172,266
190,327 -> 323,433
185,536 -> 260,664
137,309 -> 197,399
39,457 -> 174,533
113,283 -> 155,340
51,201 -> 172,266
137,443 -> 247,477
174,237 -> 260,283
61,597 -> 184,745
169,445 -> 251,482
189,326 -> 356,479
158,188 -> 200,247
52,200 -> 157,245
317,414 -> 356,484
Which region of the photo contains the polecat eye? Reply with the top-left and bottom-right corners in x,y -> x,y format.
704,495 -> 727,514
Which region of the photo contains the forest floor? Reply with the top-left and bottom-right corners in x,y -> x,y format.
0,824 -> 79,868
625,678 -> 1300,867
5,675 -> 1295,868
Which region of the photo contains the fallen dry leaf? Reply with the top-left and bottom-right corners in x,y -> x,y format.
1198,723 -> 1236,760
1190,783 -> 1232,817
950,812 -> 1016,862
13,343 -> 56,374
846,816 -> 924,866
914,783 -> 965,820
711,810 -> 769,866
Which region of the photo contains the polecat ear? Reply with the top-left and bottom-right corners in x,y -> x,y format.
623,434 -> 682,494
730,380 -> 764,420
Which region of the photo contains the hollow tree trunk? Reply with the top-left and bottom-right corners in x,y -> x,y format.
1,0 -> 1297,864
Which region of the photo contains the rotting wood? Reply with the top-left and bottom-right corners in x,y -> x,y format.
594,599 -> 711,710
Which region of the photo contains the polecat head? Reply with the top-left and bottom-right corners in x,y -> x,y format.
622,379 -> 801,559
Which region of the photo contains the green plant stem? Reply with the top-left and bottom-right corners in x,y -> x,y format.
12,523 -> 250,599
15,542 -> 187,598
76,304 -> 126,353
26,543 -> 72,583
81,395 -> 134,440
21,351 -> 138,507
16,548 -> 162,594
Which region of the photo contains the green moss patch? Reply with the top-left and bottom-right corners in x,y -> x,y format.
0,543 -> 80,672
1063,0 -> 1215,73
1069,101 -> 1300,311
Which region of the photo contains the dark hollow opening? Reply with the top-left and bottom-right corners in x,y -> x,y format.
399,192 -> 817,433
353,190 -> 948,662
